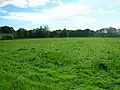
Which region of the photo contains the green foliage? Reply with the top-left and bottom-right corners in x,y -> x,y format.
0,34 -> 14,40
0,38 -> 120,90
0,26 -> 15,34
1,25 -> 120,38
0,34 -> 2,39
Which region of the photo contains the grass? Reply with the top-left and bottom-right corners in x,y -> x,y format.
0,38 -> 120,90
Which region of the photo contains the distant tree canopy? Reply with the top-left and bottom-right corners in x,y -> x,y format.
0,25 -> 120,40
0,26 -> 15,34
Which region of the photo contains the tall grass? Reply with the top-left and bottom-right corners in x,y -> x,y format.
0,38 -> 120,90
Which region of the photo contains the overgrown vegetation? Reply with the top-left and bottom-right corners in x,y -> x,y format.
0,34 -> 14,40
0,26 -> 120,40
0,38 -> 120,90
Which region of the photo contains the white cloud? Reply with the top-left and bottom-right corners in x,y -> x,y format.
27,0 -> 50,7
67,15 -> 96,23
0,0 -> 28,8
51,0 -> 64,5
0,0 -> 50,8
0,2 -> 93,24
0,0 -> 98,30
43,3 -> 90,18
0,0 -> 120,30
108,0 -> 120,6
107,23 -> 120,29
0,8 -> 7,13
98,9 -> 117,14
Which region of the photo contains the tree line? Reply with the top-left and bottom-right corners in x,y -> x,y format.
0,25 -> 120,40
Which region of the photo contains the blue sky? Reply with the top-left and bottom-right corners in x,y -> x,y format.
0,0 -> 120,30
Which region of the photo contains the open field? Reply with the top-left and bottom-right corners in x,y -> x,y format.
0,38 -> 120,90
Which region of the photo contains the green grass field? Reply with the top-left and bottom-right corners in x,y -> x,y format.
0,38 -> 120,90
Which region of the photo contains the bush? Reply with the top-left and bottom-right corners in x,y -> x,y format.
0,34 -> 14,40
0,35 -> 2,40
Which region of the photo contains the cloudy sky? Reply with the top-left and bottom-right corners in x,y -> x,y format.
0,0 -> 120,30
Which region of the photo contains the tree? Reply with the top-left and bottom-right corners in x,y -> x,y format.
1,25 -> 120,38
17,28 -> 29,38
95,28 -> 107,37
0,26 -> 15,39
0,26 -> 15,34
106,27 -> 117,37
50,31 -> 57,37
35,26 -> 50,38
83,29 -> 91,37
60,28 -> 69,37
29,29 -> 36,38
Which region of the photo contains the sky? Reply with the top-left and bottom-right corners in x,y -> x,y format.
0,0 -> 120,30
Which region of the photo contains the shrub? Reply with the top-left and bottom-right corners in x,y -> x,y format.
0,34 -> 14,40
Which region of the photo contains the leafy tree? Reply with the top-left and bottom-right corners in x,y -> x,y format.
17,28 -> 29,38
29,29 -> 36,38
106,27 -> 117,37
83,29 -> 91,37
60,28 -> 69,37
35,26 -> 50,38
96,28 -> 107,37
50,31 -> 57,37
1,25 -> 120,38
0,26 -> 15,34
0,26 -> 15,40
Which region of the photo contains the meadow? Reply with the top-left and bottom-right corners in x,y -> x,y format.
0,38 -> 120,90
